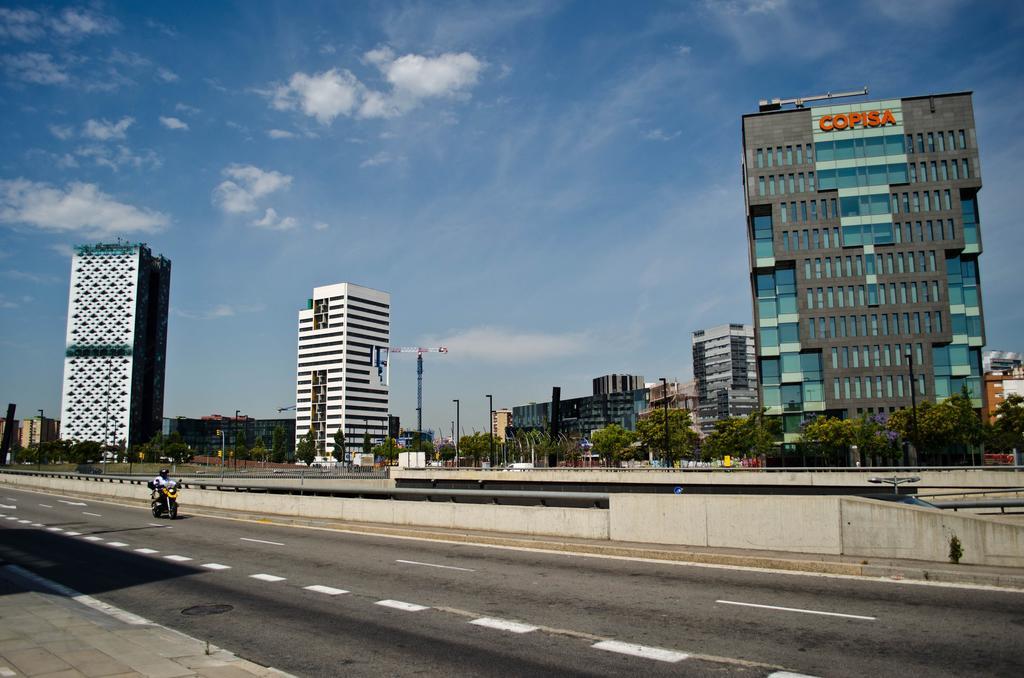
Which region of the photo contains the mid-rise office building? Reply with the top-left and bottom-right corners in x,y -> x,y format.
983,350 -> 1022,374
742,92 -> 986,446
295,283 -> 389,455
17,416 -> 60,448
691,324 -> 758,433
593,374 -> 644,396
163,415 -> 296,457
59,243 -> 171,448
492,409 -> 513,441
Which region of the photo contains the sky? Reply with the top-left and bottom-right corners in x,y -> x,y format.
1,0 -> 1023,437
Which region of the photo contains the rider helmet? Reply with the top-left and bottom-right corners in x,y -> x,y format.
159,468 -> 169,478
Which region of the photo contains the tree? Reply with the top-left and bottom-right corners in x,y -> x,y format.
295,428 -> 317,465
234,428 -> 249,460
250,437 -> 267,463
372,437 -> 400,463
590,424 -> 638,464
988,394 -> 1024,451
635,409 -> 698,465
799,416 -> 854,464
701,417 -> 749,461
457,432 -> 493,466
332,428 -> 346,462
271,425 -> 287,463
71,440 -> 103,464
362,431 -> 372,455
140,432 -> 164,463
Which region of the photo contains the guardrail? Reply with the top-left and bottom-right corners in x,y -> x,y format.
403,465 -> 1024,473
0,469 -> 608,508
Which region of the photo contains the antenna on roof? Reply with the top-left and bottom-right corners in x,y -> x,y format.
758,86 -> 868,112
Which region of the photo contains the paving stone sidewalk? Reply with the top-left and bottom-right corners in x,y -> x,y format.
0,566 -> 291,678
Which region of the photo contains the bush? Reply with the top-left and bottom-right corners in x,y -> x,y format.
948,534 -> 963,564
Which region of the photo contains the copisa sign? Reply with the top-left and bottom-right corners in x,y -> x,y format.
818,109 -> 897,132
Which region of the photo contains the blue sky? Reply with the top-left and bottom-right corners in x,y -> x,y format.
1,1 -> 1022,436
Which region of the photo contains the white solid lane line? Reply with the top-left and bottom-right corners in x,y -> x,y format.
164,555 -> 192,562
250,574 -> 286,582
395,559 -> 475,572
304,585 -> 348,595
83,512 -> 102,517
716,600 -> 876,621
134,548 -> 159,554
375,600 -> 428,612
592,640 -> 689,663
202,563 -> 231,570
240,537 -> 284,546
469,617 -> 539,634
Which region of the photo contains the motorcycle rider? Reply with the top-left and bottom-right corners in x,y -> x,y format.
149,468 -> 176,503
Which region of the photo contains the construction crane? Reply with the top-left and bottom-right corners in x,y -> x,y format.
758,86 -> 868,112
375,347 -> 448,439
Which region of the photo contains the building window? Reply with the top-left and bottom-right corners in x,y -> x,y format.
796,145 -> 803,164
786,145 -> 793,165
757,148 -> 764,168
959,129 -> 966,148
758,176 -> 765,196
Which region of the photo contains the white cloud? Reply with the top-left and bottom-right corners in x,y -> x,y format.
313,221 -> 329,231
643,128 -> 680,142
49,242 -> 75,258
212,164 -> 292,214
2,52 -> 68,84
159,116 -> 188,131
56,153 -> 78,168
49,124 -> 73,140
1,269 -> 59,284
428,326 -> 590,363
71,144 -> 161,172
174,303 -> 265,320
83,116 -> 134,141
272,68 -> 362,124
156,67 -> 178,82
267,49 -> 485,124
251,207 -> 297,230
382,51 -> 483,99
267,128 -> 296,139
0,8 -> 44,41
0,178 -> 169,237
175,102 -> 200,115
49,7 -> 119,39
675,44 -> 692,56
360,151 -> 406,168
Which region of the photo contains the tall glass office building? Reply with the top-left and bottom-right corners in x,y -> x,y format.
742,92 -> 985,446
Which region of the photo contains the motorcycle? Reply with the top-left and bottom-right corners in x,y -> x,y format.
148,481 -> 181,519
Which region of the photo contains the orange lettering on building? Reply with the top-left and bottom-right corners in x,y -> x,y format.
818,109 -> 897,132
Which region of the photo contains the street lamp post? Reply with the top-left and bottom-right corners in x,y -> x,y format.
486,394 -> 494,467
659,378 -> 669,469
36,409 -> 44,471
868,475 -> 921,495
906,351 -> 919,466
452,399 -> 460,468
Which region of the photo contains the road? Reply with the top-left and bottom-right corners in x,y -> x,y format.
0,485 -> 1020,677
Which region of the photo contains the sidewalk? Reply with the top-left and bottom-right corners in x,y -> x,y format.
0,563 -> 291,678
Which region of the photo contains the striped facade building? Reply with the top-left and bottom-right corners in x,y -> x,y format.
295,283 -> 390,455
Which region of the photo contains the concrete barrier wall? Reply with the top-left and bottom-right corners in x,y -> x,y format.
609,495 -> 843,554
395,468 -> 1024,489
5,473 -> 1021,565
839,497 -> 1024,567
0,474 -> 608,541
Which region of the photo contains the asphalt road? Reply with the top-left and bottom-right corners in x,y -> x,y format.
0,486 -> 1021,677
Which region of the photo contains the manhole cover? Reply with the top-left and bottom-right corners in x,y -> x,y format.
181,604 -> 233,616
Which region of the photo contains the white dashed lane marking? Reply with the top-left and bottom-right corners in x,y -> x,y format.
83,512 -> 102,517
107,542 -> 128,547
46,527 -> 64,532
375,600 -> 428,612
84,536 -> 103,541
58,500 -> 87,506
17,520 -> 30,524
592,640 -> 689,663
148,523 -> 171,528
64,531 -> 82,536
1,665 -> 17,676
38,504 -> 53,508
767,672 -> 823,678
395,559 -> 475,572
134,548 -> 159,554
304,585 -> 348,595
716,600 -> 876,621
469,617 -> 538,634
240,538 -> 284,546
250,574 -> 286,582
202,563 -> 231,570
3,517 -> 17,521
164,555 -> 192,562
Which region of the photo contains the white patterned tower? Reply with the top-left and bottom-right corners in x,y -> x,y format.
59,243 -> 171,450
